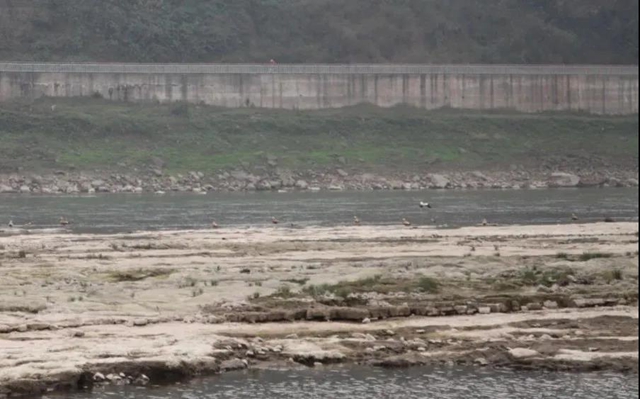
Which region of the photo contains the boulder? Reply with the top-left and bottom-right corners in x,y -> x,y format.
0,184 -> 15,193
295,180 -> 309,190
427,174 -> 450,189
220,358 -> 248,372
508,348 -> 540,359
549,172 -> 580,188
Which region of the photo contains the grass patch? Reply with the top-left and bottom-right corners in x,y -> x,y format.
602,269 -> 624,283
301,274 -> 440,298
108,268 -> 175,282
417,277 -> 440,293
0,98 -> 637,175
273,285 -> 294,299
579,252 -> 614,262
282,278 -> 309,286
518,266 -> 575,287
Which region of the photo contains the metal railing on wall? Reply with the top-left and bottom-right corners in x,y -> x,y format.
0,63 -> 637,76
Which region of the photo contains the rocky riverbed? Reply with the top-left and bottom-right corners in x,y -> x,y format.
1,167 -> 638,195
0,222 -> 638,398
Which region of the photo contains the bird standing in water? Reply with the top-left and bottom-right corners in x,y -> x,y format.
353,216 -> 361,226
402,218 -> 412,227
59,217 -> 70,226
419,202 -> 432,209
271,217 -> 279,225
211,221 -> 219,229
571,213 -> 579,221
8,220 -> 13,228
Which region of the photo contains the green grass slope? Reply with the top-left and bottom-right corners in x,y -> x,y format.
0,99 -> 637,175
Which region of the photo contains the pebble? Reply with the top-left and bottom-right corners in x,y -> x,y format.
362,318 -> 371,324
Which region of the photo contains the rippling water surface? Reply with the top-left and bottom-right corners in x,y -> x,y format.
1,188 -> 638,233
63,367 -> 639,399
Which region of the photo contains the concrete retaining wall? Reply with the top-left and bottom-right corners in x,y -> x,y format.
0,63 -> 637,114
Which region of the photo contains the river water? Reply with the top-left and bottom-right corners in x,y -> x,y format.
1,188 -> 638,234
61,366 -> 638,399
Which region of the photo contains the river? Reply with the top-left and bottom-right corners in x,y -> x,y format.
1,188 -> 638,234
61,366 -> 639,399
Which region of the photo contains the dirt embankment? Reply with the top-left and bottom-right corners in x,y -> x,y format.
0,222 -> 638,398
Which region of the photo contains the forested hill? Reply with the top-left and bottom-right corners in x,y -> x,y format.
0,0 -> 637,64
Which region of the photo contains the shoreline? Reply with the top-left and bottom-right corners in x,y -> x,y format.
0,222 -> 638,397
1,169 -> 638,195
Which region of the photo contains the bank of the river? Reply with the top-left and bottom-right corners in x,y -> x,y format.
0,222 -> 638,398
1,98 -> 638,195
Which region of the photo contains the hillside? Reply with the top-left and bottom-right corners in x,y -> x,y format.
0,98 -> 637,176
0,0 -> 637,64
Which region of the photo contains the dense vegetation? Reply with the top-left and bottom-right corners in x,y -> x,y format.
0,0 -> 637,64
0,98 -> 637,174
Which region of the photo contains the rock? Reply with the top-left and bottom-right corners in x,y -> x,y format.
330,307 -> 370,321
474,357 -> 489,366
93,372 -> 106,382
26,323 -> 53,331
336,169 -> 349,178
427,174 -> 450,189
573,298 -> 606,308
220,358 -> 249,371
306,307 -> 331,321
70,330 -> 85,338
0,184 -> 15,193
91,180 -> 106,188
295,180 -> 309,190
19,185 -> 31,193
471,171 -> 488,181
524,302 -> 543,311
0,324 -> 11,333
508,348 -> 540,359
537,285 -> 553,293
328,184 -> 344,191
256,180 -> 272,191
478,307 -> 491,315
549,172 -> 580,188
351,333 -> 369,340
132,318 -> 148,327
543,300 -> 559,309
626,178 -> 639,187
362,318 -> 371,324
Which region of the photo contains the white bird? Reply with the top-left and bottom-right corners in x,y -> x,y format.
8,220 -> 13,228
419,202 -> 432,209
